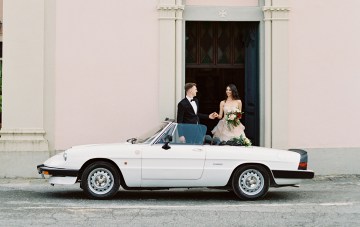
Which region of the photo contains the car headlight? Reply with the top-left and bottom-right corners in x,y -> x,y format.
63,152 -> 67,161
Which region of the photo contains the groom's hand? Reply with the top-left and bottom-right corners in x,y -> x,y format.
209,112 -> 218,119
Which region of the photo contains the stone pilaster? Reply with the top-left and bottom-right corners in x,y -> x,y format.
263,0 -> 290,149
0,0 -> 49,177
157,0 -> 184,121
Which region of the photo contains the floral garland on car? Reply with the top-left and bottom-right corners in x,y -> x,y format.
230,135 -> 252,147
219,135 -> 252,147
225,108 -> 243,130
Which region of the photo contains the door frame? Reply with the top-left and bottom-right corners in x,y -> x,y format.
157,0 -> 291,149
183,4 -> 265,146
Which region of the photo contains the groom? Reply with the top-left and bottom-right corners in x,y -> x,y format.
177,83 -> 218,143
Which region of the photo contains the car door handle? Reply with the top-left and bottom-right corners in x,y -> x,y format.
192,148 -> 203,152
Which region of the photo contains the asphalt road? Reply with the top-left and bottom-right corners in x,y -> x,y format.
0,175 -> 360,226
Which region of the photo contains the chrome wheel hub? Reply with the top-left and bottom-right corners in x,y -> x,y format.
88,168 -> 114,195
239,169 -> 264,196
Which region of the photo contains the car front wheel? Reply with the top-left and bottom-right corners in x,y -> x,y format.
232,165 -> 270,200
81,161 -> 120,199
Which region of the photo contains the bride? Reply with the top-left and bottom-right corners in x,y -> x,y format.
212,84 -> 246,141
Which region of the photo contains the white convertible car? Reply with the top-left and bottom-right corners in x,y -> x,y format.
37,121 -> 314,200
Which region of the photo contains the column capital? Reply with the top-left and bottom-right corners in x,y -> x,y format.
157,3 -> 184,20
262,6 -> 290,21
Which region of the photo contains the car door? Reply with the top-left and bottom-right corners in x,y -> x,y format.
141,124 -> 207,180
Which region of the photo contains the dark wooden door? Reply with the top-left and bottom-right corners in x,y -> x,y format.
185,21 -> 259,145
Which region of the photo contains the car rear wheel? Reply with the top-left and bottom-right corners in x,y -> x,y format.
81,161 -> 120,199
232,165 -> 270,200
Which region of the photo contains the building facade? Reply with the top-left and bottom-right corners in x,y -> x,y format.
0,0 -> 360,177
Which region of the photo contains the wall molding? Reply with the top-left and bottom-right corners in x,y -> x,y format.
0,128 -> 49,152
157,2 -> 184,20
263,6 -> 290,21
0,128 -> 47,140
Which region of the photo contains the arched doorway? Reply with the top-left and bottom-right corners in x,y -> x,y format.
185,21 -> 259,145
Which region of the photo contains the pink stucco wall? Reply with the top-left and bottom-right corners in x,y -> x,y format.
288,0 -> 360,148
0,0 -> 3,22
53,0 -> 360,150
55,0 -> 160,149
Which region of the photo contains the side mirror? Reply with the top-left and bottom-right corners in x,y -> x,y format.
162,135 -> 172,150
126,138 -> 137,144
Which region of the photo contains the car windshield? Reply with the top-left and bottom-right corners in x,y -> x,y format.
136,122 -> 169,144
156,123 -> 207,145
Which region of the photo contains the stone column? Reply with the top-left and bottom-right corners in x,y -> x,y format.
158,0 -> 184,121
263,0 -> 290,149
0,0 -> 49,177
263,0 -> 273,148
175,0 -> 184,107
158,0 -> 176,121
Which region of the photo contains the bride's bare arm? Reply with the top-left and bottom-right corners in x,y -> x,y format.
217,101 -> 225,119
237,100 -> 243,111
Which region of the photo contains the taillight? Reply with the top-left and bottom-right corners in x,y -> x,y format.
298,162 -> 308,170
289,149 -> 309,170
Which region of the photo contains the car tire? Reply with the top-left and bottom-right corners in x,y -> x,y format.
232,165 -> 270,200
81,161 -> 120,199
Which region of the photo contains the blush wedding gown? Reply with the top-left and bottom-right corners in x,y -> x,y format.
211,104 -> 246,141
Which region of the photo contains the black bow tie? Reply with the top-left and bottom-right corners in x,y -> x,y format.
190,99 -> 195,102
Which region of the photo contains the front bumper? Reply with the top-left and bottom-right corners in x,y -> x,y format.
37,164 -> 79,177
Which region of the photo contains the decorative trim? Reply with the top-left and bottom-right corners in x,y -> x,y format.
218,9 -> 228,18
0,128 -> 49,152
157,5 -> 185,11
262,6 -> 290,21
0,128 -> 47,141
158,4 -> 185,20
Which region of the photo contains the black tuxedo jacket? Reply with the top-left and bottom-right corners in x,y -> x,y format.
177,97 -> 208,124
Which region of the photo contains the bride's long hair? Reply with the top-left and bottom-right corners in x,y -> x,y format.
225,84 -> 240,101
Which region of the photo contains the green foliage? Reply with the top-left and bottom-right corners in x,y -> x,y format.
229,135 -> 252,147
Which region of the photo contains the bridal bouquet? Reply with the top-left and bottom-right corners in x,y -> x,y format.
225,108 -> 243,129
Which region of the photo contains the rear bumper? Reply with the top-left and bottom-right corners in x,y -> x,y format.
272,170 -> 314,179
37,164 -> 79,177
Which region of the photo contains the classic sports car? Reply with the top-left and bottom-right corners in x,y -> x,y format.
37,121 -> 314,200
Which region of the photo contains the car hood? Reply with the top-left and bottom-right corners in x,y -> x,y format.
65,142 -> 140,154
70,142 -> 131,149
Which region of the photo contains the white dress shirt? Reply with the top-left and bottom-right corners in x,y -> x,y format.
186,96 -> 197,114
